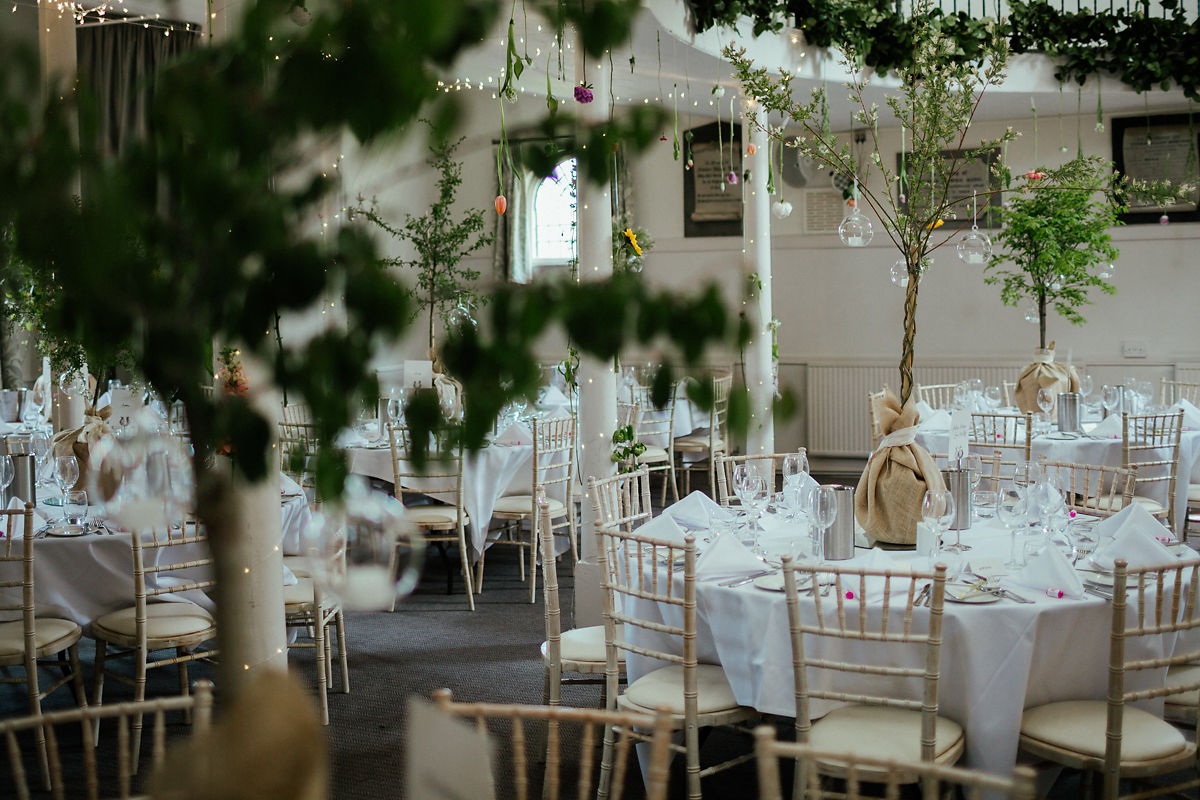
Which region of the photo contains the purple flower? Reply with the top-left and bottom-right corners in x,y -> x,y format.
574,85 -> 594,104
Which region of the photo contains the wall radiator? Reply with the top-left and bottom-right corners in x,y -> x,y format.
805,362 -> 1025,457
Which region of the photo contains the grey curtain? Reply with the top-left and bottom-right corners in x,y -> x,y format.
76,22 -> 200,157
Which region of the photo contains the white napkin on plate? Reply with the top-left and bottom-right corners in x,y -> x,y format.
1011,544 -> 1085,599
1171,399 -> 1200,430
920,408 -> 951,430
1088,414 -> 1123,438
1092,503 -> 1165,544
633,512 -> 688,545
664,491 -> 733,530
1090,510 -> 1175,570
494,422 -> 533,446
695,534 -> 767,580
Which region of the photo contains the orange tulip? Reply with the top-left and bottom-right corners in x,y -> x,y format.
746,143 -> 757,155
494,195 -> 507,215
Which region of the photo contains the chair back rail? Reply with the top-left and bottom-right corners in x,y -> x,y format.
1160,378 -> 1200,406
588,468 -> 653,533
1037,459 -> 1136,518
1122,410 -> 1184,528
970,412 -> 1033,462
915,383 -> 958,410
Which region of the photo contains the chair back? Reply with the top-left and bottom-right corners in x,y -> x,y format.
596,526 -> 696,689
387,421 -> 465,530
1121,410 -> 1184,528
714,452 -> 803,506
532,416 -> 576,507
970,412 -> 1033,463
1002,380 -> 1016,408
278,418 -> 319,496
281,402 -> 314,425
588,468 -> 653,533
1105,559 -> 1200,785
0,680 -> 213,800
781,558 -> 948,764
1037,460 -> 1136,517
131,520 -> 216,649
0,505 -> 37,654
430,688 -> 672,800
868,388 -> 888,447
753,724 -> 1037,800
1160,377 -> 1200,406
915,383 -> 957,410
628,385 -> 676,457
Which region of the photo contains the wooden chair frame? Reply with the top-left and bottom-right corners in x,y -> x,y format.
1018,558 -> 1200,800
781,557 -> 960,798
0,504 -> 88,791
753,725 -> 1037,800
1037,459 -> 1137,518
479,415 -> 577,603
1160,378 -> 1200,407
596,526 -> 757,800
432,688 -> 672,800
284,575 -> 349,726
970,412 -> 1033,464
388,421 -> 475,611
91,519 -> 218,766
1,680 -> 213,800
675,373 -> 733,499
1122,410 -> 1184,531
278,418 -> 319,501
626,384 -> 680,506
868,388 -> 888,448
916,383 -> 958,410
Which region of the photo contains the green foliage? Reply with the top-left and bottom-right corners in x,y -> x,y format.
349,130 -> 492,350
612,219 -> 653,274
728,7 -> 1016,403
689,0 -> 1200,100
0,0 -> 739,502
610,422 -> 646,472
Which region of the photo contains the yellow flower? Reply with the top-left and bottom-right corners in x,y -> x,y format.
623,227 -> 643,256
925,218 -> 944,230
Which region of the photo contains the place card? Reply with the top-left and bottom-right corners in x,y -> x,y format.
405,696 -> 495,800
110,387 -> 140,430
403,360 -> 434,389
948,409 -> 970,465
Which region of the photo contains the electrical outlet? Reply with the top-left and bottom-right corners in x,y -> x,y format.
1122,340 -> 1148,358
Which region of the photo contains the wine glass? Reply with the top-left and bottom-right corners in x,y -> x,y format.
18,393 -> 41,432
811,486 -> 838,563
782,452 -> 808,487
922,488 -> 957,554
1036,387 -> 1055,418
1078,374 -> 1094,399
983,385 -> 1002,411
1135,380 -> 1154,412
0,455 -> 12,506
29,432 -> 49,488
53,455 -> 79,523
1101,385 -> 1122,418
742,474 -> 770,534
953,381 -> 970,409
997,484 -> 1028,568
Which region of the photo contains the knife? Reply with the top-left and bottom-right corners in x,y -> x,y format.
718,570 -> 774,588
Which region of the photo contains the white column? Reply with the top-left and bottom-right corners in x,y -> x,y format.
742,104 -> 775,454
573,46 -> 616,627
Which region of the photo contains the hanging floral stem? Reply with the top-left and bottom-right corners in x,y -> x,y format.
672,82 -> 681,161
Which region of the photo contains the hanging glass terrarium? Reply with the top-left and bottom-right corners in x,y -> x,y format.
837,180 -> 873,247
956,191 -> 993,265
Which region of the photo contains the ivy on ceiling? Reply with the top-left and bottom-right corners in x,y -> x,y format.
686,0 -> 1200,100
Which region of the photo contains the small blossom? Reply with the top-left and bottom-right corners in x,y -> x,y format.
1160,213 -> 1170,225
623,228 -> 643,257
746,143 -> 757,155
495,195 -> 508,215
727,171 -> 739,185
1024,170 -> 1046,181
574,84 -> 594,104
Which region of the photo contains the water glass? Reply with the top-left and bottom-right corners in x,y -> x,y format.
53,455 -> 80,521
997,486 -> 1028,568
972,489 -> 997,519
64,490 -> 88,527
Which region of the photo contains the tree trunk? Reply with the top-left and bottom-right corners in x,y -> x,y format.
1038,291 -> 1047,350
899,257 -> 920,407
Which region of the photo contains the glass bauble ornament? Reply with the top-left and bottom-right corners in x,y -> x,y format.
838,209 -> 873,247
955,225 -> 992,264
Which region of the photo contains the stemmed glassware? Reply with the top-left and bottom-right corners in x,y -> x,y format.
921,488 -> 956,557
983,385 -> 1002,411
811,485 -> 838,563
953,381 -> 970,409
998,483 -> 1028,568
29,432 -> 49,488
1102,385 -> 1122,418
742,474 -> 770,535
1036,387 -> 1055,418
53,455 -> 79,524
782,452 -> 808,486
0,455 -> 13,506
1078,374 -> 1094,399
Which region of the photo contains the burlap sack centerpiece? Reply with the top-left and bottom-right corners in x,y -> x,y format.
1014,345 -> 1079,422
854,389 -> 946,546
50,406 -> 113,492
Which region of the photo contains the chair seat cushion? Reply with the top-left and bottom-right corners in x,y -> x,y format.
1021,700 -> 1187,762
1081,495 -> 1167,516
810,705 -> 964,763
542,625 -> 625,665
621,664 -> 740,715
674,434 -> 724,452
1165,664 -> 1200,706
639,446 -> 669,464
407,506 -> 469,527
493,496 -> 566,516
0,617 -> 81,658
283,577 -> 316,607
1188,483 -> 1200,503
282,555 -> 312,579
94,602 -> 215,640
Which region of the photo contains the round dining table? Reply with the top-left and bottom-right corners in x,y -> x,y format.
623,515 -> 1196,784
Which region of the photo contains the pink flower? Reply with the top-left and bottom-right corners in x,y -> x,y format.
1024,170 -> 1046,181
726,171 -> 739,185
574,85 -> 593,104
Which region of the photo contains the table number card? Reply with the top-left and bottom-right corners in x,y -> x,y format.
948,409 -> 971,466
403,360 -> 434,389
109,388 -> 140,430
405,696 -> 495,800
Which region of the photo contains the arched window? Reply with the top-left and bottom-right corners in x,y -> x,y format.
528,158 -> 577,274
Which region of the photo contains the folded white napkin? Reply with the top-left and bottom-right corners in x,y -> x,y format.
915,400 -> 936,420
785,473 -> 820,505
538,385 -> 570,409
0,496 -> 44,538
1090,508 -> 1175,570
1172,399 -> 1200,430
920,408 -> 951,431
1093,503 -> 1165,544
695,534 -> 768,580
335,428 -> 372,448
664,490 -> 733,530
1088,414 -> 1123,438
282,563 -> 299,586
633,512 -> 688,545
280,471 -> 302,496
1011,544 -> 1085,599
494,422 -> 533,446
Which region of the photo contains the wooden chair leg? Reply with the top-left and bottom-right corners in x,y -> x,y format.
92,640 -> 107,746
177,649 -> 191,724
314,607 -> 329,726
335,610 -> 350,693
130,657 -> 147,767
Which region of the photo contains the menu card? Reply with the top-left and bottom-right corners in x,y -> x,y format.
403,360 -> 434,389
948,409 -> 970,465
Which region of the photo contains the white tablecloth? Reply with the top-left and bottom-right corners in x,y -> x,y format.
915,424 -> 1200,535
347,442 -> 534,561
626,520 -> 1192,780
